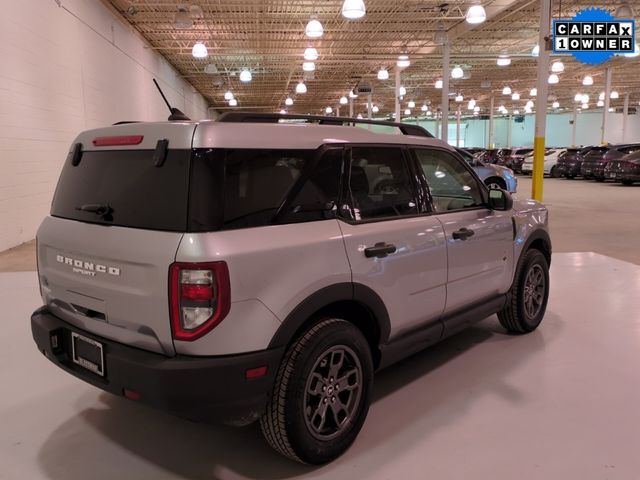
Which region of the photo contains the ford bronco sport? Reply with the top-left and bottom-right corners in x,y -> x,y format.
31,112 -> 551,464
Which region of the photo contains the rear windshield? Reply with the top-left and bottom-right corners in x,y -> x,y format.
51,149 -> 191,231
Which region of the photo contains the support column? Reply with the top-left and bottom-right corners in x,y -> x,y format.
395,70 -> 401,122
456,106 -> 461,147
571,105 -> 577,147
532,0 -> 551,201
507,114 -> 513,148
367,93 -> 372,120
435,110 -> 440,139
602,67 -> 612,144
336,107 -> 341,117
622,93 -> 629,143
488,96 -> 495,148
441,42 -> 450,143
349,98 -> 354,118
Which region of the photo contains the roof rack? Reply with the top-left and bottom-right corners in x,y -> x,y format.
216,112 -> 433,138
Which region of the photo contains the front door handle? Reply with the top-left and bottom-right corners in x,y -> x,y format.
364,242 -> 397,258
452,228 -> 475,240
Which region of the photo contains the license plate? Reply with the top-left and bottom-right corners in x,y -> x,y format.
71,332 -> 105,376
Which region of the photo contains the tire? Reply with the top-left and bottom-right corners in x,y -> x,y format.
565,174 -> 575,179
595,177 -> 605,182
622,180 -> 633,186
485,177 -> 506,190
498,249 -> 549,334
260,318 -> 373,464
550,166 -> 559,178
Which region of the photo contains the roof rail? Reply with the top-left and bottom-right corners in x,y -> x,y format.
216,112 -> 433,138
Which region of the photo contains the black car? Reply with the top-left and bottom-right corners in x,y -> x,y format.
592,144 -> 640,181
604,149 -> 640,185
498,148 -> 533,173
555,146 -> 591,179
580,146 -> 611,179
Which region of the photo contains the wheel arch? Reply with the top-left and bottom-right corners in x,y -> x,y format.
522,228 -> 552,267
267,283 -> 390,369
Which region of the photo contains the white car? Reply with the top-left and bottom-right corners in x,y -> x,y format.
522,148 -> 567,178
522,149 -> 566,177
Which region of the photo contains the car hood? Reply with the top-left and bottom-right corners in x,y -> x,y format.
512,198 -> 546,213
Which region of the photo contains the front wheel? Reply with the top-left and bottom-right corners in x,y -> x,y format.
260,318 -> 373,464
498,249 -> 549,333
550,166 -> 559,178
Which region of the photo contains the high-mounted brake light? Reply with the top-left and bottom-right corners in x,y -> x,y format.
92,135 -> 144,147
169,262 -> 230,341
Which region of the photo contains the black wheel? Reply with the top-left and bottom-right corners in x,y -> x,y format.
565,174 -> 575,179
498,249 -> 549,334
595,177 -> 605,182
622,179 -> 634,186
550,166 -> 559,178
260,318 -> 373,464
485,177 -> 506,190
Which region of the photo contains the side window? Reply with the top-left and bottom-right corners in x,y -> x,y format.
413,148 -> 485,212
345,146 -> 418,221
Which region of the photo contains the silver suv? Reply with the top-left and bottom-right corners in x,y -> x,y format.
31,113 -> 551,465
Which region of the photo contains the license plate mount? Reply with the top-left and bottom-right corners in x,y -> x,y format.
71,332 -> 105,376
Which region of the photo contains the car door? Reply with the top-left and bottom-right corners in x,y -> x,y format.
338,145 -> 447,342
410,147 -> 514,327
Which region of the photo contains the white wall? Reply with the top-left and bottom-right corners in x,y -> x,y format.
0,0 -> 210,252
416,111 -> 640,148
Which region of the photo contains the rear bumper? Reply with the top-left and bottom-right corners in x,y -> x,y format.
31,306 -> 284,426
556,163 -> 581,177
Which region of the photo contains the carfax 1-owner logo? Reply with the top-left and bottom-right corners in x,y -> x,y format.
553,7 -> 635,64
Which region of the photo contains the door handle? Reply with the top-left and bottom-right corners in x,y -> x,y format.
364,242 -> 397,258
452,228 -> 475,240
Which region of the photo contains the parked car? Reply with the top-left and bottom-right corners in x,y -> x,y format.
592,144 -> 640,181
580,146 -> 611,179
31,112 -> 550,464
521,149 -> 566,177
604,149 -> 640,185
456,148 -> 517,192
498,148 -> 533,173
555,146 -> 591,179
476,148 -> 501,164
462,147 -> 486,157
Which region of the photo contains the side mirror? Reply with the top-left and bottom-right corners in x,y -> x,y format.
488,188 -> 513,211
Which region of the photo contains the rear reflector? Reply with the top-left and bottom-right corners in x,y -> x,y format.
93,135 -> 144,147
245,366 -> 268,379
123,389 -> 142,401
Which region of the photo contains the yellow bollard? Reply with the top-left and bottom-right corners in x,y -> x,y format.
531,136 -> 545,201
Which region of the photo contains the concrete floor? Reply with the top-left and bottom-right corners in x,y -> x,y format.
2,253 -> 640,479
1,177 -> 639,270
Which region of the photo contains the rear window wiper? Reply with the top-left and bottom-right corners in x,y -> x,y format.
75,203 -> 114,219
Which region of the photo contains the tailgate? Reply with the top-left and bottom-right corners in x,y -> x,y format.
37,216 -> 182,355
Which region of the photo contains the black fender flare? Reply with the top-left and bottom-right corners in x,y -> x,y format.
521,228 -> 552,266
267,282 -> 391,349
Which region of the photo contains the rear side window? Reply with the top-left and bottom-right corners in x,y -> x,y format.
51,149 -> 191,231
188,148 -> 343,231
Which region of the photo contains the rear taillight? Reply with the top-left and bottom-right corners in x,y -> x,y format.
169,262 -> 231,341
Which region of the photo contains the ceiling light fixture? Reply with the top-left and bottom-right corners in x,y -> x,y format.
435,79 -> 443,89
408,100 -> 416,108
279,109 -> 287,114
372,105 -> 379,113
551,60 -> 565,72
357,114 -> 364,119
599,91 -> 605,100
582,75 -> 594,86
325,106 -> 333,114
497,55 -> 511,66
239,69 -> 252,82
513,110 -> 520,115
421,104 -> 429,112
451,66 -> 464,79
455,94 -> 464,102
473,106 -> 480,113
224,90 -> 234,101
229,98 -> 238,106
468,99 -> 476,110
466,4 -> 487,24
305,18 -> 324,38
610,91 -> 619,99
433,22 -> 448,45
285,97 -> 294,106
349,90 -> 358,98
575,93 -> 583,102
548,73 -> 559,84
581,103 -> 589,109
530,88 -> 537,96
581,94 -> 590,103
512,92 -> 520,100
397,54 -> 411,68
532,44 -> 540,56
191,41 -> 208,58
597,100 -> 604,107
404,108 -> 411,115
552,101 -> 560,108
502,86 -> 512,95
303,47 -> 319,61
377,68 -> 389,80
399,86 -> 407,96
342,0 -> 366,19
296,82 -> 307,94
340,96 -> 348,105
302,62 -> 316,72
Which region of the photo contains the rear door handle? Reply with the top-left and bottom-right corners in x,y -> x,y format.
364,242 -> 397,258
452,228 -> 475,240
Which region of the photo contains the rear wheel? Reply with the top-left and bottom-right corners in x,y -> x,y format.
498,249 -> 549,334
622,179 -> 634,186
550,166 -> 559,178
485,177 -> 506,190
565,174 -> 575,179
260,318 -> 373,464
